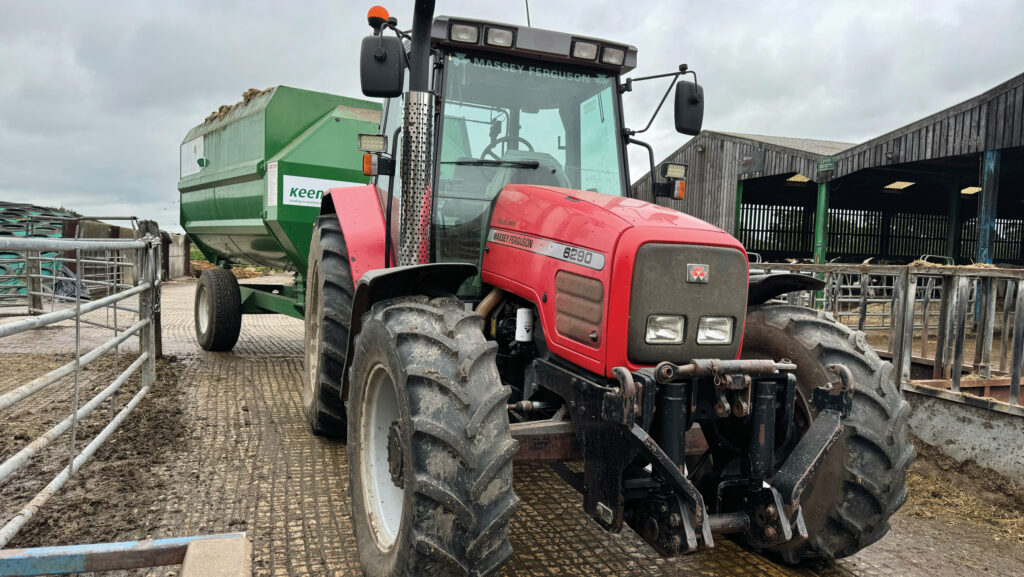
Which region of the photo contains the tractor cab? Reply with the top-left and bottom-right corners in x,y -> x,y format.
360,10 -> 703,293
430,43 -> 627,277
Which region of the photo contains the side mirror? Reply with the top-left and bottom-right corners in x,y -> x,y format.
674,80 -> 704,135
360,35 -> 405,98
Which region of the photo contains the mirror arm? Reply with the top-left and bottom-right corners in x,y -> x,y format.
631,73 -> 682,135
619,64 -> 700,135
627,64 -> 688,82
626,136 -> 657,200
383,21 -> 412,68
684,69 -> 701,103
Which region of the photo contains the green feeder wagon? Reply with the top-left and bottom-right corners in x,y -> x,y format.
178,86 -> 380,350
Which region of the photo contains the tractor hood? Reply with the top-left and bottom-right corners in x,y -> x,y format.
483,184 -> 747,377
488,184 -> 738,256
551,187 -> 731,232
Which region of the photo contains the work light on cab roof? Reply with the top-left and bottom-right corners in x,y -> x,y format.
430,16 -> 637,72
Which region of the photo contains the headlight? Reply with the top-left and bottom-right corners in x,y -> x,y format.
450,23 -> 479,44
601,46 -> 626,66
485,27 -> 515,47
697,317 -> 733,345
572,41 -> 598,60
645,315 -> 685,344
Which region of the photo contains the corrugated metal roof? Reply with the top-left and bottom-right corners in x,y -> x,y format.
711,131 -> 855,156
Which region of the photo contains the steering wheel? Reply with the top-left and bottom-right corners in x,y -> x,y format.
481,136 -> 534,160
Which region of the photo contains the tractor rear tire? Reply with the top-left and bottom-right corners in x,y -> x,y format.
194,268 -> 242,351
347,296 -> 519,577
741,304 -> 914,562
303,214 -> 353,438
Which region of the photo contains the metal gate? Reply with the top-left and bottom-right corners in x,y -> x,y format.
0,228 -> 161,548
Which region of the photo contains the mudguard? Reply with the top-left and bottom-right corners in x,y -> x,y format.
748,273 -> 825,306
320,184 -> 396,283
340,263 -> 477,400
319,186 -> 472,399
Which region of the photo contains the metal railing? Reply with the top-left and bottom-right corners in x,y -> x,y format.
73,216 -> 139,292
0,214 -> 139,306
752,262 -> 1023,407
0,224 -> 162,548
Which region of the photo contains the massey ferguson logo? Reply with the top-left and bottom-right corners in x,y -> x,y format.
687,264 -> 709,283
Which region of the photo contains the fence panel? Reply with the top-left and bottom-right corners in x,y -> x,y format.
0,227 -> 161,548
751,261 -> 1024,406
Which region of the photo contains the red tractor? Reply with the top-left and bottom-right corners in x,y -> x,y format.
303,3 -> 913,575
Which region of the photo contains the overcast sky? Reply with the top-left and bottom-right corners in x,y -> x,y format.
1,0 -> 1022,233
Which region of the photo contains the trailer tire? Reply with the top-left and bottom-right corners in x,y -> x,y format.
348,296 -> 519,577
194,268 -> 242,351
740,305 -> 914,562
303,214 -> 353,438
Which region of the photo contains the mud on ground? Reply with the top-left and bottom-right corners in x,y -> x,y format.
904,437 -> 1024,544
0,354 -> 186,549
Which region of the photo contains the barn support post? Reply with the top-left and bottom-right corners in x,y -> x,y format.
734,180 -> 743,236
945,183 -> 961,261
813,181 -> 829,264
977,149 -> 1001,265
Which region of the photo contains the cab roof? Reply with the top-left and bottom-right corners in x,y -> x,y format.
431,15 -> 638,74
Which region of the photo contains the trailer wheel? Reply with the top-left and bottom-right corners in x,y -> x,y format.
740,305 -> 914,562
194,268 -> 242,351
303,215 -> 353,438
348,296 -> 519,577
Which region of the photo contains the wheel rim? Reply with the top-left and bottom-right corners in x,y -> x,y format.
304,262 -> 322,411
360,363 -> 403,550
197,285 -> 210,334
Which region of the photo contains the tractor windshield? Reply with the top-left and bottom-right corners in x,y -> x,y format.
433,51 -> 624,291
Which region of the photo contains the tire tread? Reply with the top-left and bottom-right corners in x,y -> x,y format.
195,268 -> 242,351
304,214 -> 352,437
352,296 -> 518,576
745,304 -> 915,562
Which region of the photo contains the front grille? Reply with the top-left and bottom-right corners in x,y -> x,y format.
627,243 -> 747,364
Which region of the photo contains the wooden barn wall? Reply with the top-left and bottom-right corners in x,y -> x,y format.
631,73 -> 1024,236
833,74 -> 1024,179
632,133 -> 820,234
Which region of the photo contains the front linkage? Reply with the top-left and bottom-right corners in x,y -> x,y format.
524,356 -> 856,556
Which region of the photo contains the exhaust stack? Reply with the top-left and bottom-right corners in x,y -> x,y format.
398,0 -> 436,266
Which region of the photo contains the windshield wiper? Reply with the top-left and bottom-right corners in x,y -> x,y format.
441,159 -> 539,169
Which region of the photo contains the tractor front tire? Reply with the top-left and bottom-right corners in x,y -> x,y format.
741,305 -> 915,562
194,268 -> 242,351
303,214 -> 353,438
348,296 -> 519,577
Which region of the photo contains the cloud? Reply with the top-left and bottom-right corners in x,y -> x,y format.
0,0 -> 1021,233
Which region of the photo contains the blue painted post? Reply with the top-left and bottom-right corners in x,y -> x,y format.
975,150 -> 1001,342
977,150 -> 1001,264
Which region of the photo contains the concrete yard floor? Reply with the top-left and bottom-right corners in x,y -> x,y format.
1,276 -> 1021,576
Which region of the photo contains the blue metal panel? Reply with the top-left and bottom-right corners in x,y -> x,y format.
0,533 -> 246,576
977,149 -> 1001,264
